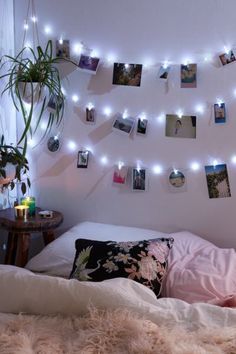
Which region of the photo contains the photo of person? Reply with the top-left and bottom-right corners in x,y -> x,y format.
165,114 -> 196,139
86,108 -> 95,123
181,63 -> 197,88
113,114 -> 135,135
219,50 -> 236,66
77,150 -> 89,168
112,63 -> 142,87
78,54 -> 100,74
113,165 -> 128,185
55,39 -> 70,59
169,170 -> 185,188
137,118 -> 148,135
158,65 -> 170,80
214,103 -> 226,124
205,164 -> 231,199
132,168 -> 146,191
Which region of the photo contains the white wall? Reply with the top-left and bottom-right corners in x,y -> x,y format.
14,0 -> 236,249
0,0 -> 15,261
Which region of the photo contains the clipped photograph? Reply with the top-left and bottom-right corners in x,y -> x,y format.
158,65 -> 171,80
113,113 -> 135,135
132,168 -> 146,191
205,164 -> 231,199
47,136 -> 60,153
78,54 -> 100,74
168,169 -> 187,193
214,103 -> 226,124
77,150 -> 89,168
112,63 -> 142,87
55,39 -> 70,59
137,118 -> 148,135
113,165 -> 128,185
47,94 -> 63,114
181,63 -> 197,88
166,114 -> 196,138
86,108 -> 95,123
219,50 -> 236,66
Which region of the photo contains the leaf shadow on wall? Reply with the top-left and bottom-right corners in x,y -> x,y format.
56,61 -> 78,79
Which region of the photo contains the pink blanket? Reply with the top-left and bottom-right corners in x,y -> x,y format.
210,294 -> 236,308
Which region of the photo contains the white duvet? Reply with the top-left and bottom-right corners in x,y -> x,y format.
0,265 -> 236,330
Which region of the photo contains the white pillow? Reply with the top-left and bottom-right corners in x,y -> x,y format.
26,221 -> 168,277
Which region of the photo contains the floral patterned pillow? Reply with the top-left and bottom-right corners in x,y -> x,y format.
70,238 -> 174,297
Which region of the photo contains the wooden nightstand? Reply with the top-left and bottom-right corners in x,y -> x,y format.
0,207 -> 63,267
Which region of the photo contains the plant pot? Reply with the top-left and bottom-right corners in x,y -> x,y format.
0,163 -> 15,185
18,81 -> 45,104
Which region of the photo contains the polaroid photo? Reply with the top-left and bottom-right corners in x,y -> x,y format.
205,164 -> 231,198
55,39 -> 70,59
112,113 -> 135,136
168,169 -> 187,193
132,168 -> 147,191
112,63 -> 142,87
165,114 -> 196,139
214,103 -> 226,124
181,63 -> 197,88
158,65 -> 171,80
77,150 -> 89,168
78,54 -> 100,74
85,108 -> 95,124
219,50 -> 236,66
113,165 -> 128,185
47,136 -> 60,153
137,118 -> 148,135
47,94 -> 63,114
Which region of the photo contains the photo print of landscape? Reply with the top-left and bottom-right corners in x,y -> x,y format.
205,164 -> 231,199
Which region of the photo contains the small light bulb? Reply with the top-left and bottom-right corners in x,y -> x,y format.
59,37 -> 63,45
143,59 -> 153,68
103,106 -> 112,116
31,16 -> 37,23
163,61 -> 169,69
73,42 -> 83,55
106,54 -> 116,63
213,159 -> 218,167
224,46 -> 230,54
195,104 -> 204,114
191,162 -> 200,171
91,49 -> 99,58
118,161 -> 124,170
231,156 -> 236,164
54,135 -> 59,140
157,114 -> 165,124
122,109 -> 128,119
204,54 -> 211,62
23,22 -> 29,30
173,169 -> 178,175
183,58 -> 190,66
217,99 -> 224,107
68,141 -> 77,151
61,87 -> 66,96
44,25 -> 52,34
139,112 -> 146,121
28,139 -> 35,147
72,94 -> 79,103
153,165 -> 162,174
124,63 -> 130,69
40,122 -> 47,130
177,110 -> 183,118
101,156 -> 108,165
25,41 -> 32,49
85,146 -> 93,154
87,102 -> 94,110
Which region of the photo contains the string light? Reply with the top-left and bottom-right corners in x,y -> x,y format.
173,169 -> 178,175
177,110 -> 183,118
153,165 -> 163,174
122,109 -> 128,119
31,16 -> 37,23
72,94 -> 79,103
139,112 -> 147,121
23,22 -> 29,30
101,156 -> 108,165
163,60 -> 169,69
68,141 -> 77,151
59,37 -> 63,45
190,162 -> 200,171
195,104 -> 204,114
212,159 -> 218,167
73,42 -> 83,55
87,102 -> 94,110
124,63 -> 130,69
118,161 -> 124,170
103,106 -> 112,116
44,25 -> 52,34
231,156 -> 236,164
91,49 -> 99,58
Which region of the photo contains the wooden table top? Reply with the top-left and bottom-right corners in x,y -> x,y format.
0,207 -> 63,233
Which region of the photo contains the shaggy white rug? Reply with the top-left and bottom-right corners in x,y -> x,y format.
0,307 -> 236,354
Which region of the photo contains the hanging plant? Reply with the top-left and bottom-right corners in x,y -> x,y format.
0,40 -> 69,144
0,135 -> 30,195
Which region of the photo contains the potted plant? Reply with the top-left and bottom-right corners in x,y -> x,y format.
0,40 -> 68,144
0,135 -> 30,195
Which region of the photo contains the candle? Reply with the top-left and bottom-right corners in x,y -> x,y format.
14,205 -> 29,220
21,196 -> 36,216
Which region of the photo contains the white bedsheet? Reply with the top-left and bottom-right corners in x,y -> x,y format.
0,265 -> 236,330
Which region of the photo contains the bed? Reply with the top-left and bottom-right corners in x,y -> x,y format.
0,221 -> 236,353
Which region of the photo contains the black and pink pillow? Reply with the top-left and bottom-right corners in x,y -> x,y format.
70,237 -> 174,297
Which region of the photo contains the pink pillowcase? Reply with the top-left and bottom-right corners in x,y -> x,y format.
164,231 -> 236,304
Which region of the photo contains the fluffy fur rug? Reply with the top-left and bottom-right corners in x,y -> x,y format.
0,307 -> 236,354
